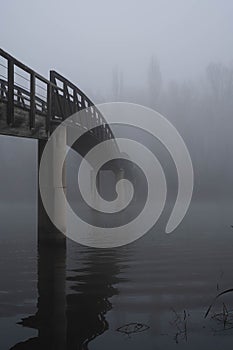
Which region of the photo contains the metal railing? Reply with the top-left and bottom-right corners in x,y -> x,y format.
0,48 -> 114,142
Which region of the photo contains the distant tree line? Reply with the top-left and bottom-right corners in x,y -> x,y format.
96,57 -> 233,199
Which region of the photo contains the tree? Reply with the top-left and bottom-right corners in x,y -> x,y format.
112,66 -> 123,101
147,56 -> 162,109
206,62 -> 233,103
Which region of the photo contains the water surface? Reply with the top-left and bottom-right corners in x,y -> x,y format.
1,200 -> 233,349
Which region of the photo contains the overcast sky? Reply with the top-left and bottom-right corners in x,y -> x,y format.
1,0 -> 233,96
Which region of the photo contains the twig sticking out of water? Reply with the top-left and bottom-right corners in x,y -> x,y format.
211,302 -> 233,332
170,308 -> 188,344
204,288 -> 233,318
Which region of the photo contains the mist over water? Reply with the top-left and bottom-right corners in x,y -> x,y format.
1,0 -> 233,349
1,1 -> 233,200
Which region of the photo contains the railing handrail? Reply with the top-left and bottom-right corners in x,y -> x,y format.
0,48 -> 51,86
0,48 -> 116,144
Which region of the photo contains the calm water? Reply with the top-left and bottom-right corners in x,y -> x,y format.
1,199 -> 233,349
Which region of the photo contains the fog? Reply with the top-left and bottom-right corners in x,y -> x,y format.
1,0 -> 233,95
1,5 -> 233,348
1,0 -> 233,201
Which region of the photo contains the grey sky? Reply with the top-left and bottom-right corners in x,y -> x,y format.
1,0 -> 233,96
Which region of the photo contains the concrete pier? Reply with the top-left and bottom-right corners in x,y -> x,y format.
38,127 -> 67,245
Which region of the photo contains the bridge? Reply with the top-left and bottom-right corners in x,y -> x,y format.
0,49 -> 125,349
0,48 -> 122,244
0,49 -> 145,349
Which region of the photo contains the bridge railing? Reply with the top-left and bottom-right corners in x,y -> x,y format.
49,70 -> 113,142
0,48 -> 114,142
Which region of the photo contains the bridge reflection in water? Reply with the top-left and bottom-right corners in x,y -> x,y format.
10,242 -> 127,350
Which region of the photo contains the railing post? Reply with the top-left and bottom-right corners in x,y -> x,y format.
49,71 -> 55,121
0,81 -> 4,99
46,83 -> 52,136
7,58 -> 14,125
30,72 -> 36,129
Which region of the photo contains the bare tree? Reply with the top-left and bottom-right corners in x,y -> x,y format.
206,62 -> 233,104
112,65 -> 124,101
147,55 -> 162,109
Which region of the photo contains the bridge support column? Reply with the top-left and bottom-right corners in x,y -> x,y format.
36,127 -> 67,348
116,168 -> 126,209
38,127 -> 67,246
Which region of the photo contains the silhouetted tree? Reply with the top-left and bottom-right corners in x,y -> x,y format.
112,65 -> 123,101
147,55 -> 162,109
